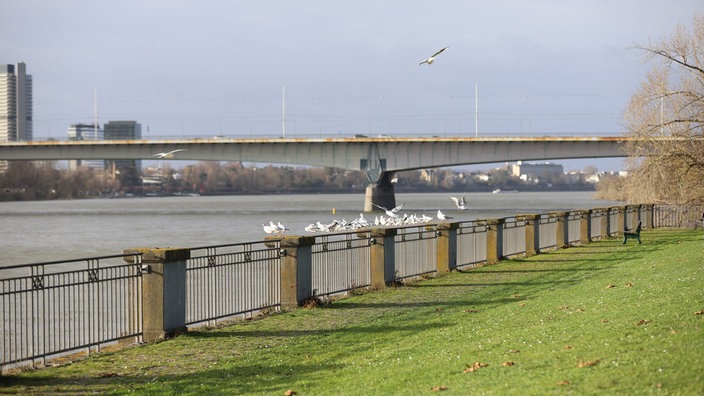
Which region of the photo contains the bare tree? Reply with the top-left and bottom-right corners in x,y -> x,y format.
621,15 -> 704,204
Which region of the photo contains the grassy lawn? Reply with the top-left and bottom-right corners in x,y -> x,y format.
2,228 -> 703,395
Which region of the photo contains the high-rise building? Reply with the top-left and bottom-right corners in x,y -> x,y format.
67,123 -> 105,171
0,62 -> 33,142
104,120 -> 142,179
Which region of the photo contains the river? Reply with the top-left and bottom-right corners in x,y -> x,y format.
0,191 -> 621,267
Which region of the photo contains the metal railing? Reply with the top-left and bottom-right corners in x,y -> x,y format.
654,204 -> 704,228
590,209 -> 605,240
502,218 -> 526,257
539,215 -> 558,250
1,253 -> 143,371
567,211 -> 582,244
312,232 -> 372,297
185,241 -> 281,327
457,221 -> 487,268
394,225 -> 438,280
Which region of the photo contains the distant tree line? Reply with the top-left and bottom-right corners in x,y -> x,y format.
0,160 -> 597,202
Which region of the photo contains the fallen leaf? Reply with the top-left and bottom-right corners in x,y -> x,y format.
575,308 -> 585,312
464,362 -> 489,373
508,349 -> 520,354
513,294 -> 521,298
558,380 -> 571,386
564,345 -> 574,349
606,284 -> 616,289
284,390 -> 297,396
559,306 -> 570,310
637,319 -> 651,326
502,361 -> 515,366
431,385 -> 448,391
601,319 -> 610,323
435,307 -> 444,311
463,309 -> 478,313
578,359 -> 600,368
694,310 -> 704,315
624,283 -> 634,287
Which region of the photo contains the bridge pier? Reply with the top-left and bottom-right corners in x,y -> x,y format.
364,178 -> 396,212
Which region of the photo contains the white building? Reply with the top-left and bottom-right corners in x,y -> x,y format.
511,161 -> 563,181
67,123 -> 105,170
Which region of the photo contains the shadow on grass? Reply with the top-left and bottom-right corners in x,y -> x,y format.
1,362 -> 348,395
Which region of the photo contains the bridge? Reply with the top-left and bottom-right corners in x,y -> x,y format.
0,136 -> 628,210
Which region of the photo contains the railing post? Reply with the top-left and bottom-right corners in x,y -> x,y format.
436,222 -> 459,273
632,204 -> 642,230
617,205 -> 626,234
553,211 -> 568,248
370,228 -> 397,288
600,208 -> 609,239
644,204 -> 655,229
486,219 -> 504,264
580,209 -> 591,244
124,247 -> 190,343
278,235 -> 315,310
521,214 -> 540,256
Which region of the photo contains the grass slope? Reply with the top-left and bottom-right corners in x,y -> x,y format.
2,229 -> 703,395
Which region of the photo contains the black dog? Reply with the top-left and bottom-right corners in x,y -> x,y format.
623,221 -> 642,244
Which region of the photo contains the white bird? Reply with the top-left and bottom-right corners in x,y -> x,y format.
276,221 -> 288,232
450,196 -> 469,210
418,47 -> 448,66
262,222 -> 277,234
372,202 -> 406,218
153,149 -> 186,158
437,209 -> 452,220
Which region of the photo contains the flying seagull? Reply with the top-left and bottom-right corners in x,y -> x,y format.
450,196 -> 469,210
153,149 -> 186,158
418,47 -> 448,66
372,202 -> 406,218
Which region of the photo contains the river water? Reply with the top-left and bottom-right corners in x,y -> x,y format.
0,191 -> 620,267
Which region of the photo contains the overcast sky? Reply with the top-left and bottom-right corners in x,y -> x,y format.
2,1 -> 702,170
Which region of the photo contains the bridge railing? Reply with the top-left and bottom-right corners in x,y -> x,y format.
8,202 -> 704,372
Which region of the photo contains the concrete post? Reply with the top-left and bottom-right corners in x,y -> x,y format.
486,218 -> 504,264
124,247 -> 190,342
580,209 -> 591,244
632,204 -> 642,230
554,211 -> 568,248
617,205 -> 626,234
278,235 -> 315,310
599,208 -> 609,239
436,222 -> 459,273
644,204 -> 655,229
370,228 -> 397,288
521,214 -> 540,256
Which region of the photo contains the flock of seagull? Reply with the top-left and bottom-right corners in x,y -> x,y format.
262,196 -> 468,234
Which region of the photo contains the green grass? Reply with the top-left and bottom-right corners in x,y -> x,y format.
2,229 -> 703,395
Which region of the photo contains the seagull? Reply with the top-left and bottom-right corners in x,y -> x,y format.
418,47 -> 448,66
262,222 -> 277,234
372,202 -> 406,218
450,196 -> 469,210
437,209 -> 452,220
153,149 -> 186,158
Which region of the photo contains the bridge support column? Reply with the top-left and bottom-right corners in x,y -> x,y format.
364,173 -> 396,212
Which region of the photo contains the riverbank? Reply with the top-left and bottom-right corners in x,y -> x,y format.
3,228 -> 702,395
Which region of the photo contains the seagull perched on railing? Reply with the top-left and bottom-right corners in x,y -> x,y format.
418,47 -> 448,66
450,196 -> 469,210
437,209 -> 452,220
153,149 -> 186,158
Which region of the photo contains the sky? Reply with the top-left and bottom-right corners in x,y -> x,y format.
2,0 -> 702,171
